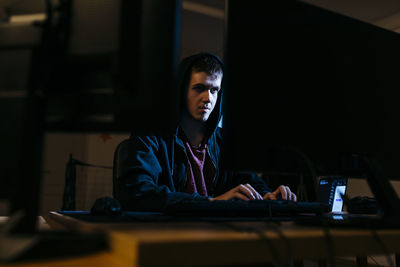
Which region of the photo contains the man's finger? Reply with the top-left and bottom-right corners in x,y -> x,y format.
276,185 -> 288,200
285,186 -> 292,201
292,192 -> 297,202
237,184 -> 256,200
263,193 -> 277,200
244,183 -> 262,200
235,192 -> 250,201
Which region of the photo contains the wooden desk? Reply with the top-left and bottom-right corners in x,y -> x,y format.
0,252 -> 127,267
0,216 -> 126,267
44,212 -> 400,267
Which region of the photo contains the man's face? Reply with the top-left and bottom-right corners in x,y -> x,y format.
186,71 -> 222,122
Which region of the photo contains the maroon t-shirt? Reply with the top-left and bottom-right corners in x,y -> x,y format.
179,128 -> 216,197
183,140 -> 209,196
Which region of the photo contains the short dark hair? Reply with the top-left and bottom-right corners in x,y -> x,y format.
191,53 -> 223,76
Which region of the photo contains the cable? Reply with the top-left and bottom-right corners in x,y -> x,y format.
68,152 -> 112,169
368,224 -> 395,267
74,159 -> 112,169
292,148 -> 319,201
368,255 -> 382,267
360,155 -> 396,267
321,219 -> 336,267
264,221 -> 293,261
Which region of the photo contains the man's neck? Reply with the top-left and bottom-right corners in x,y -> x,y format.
180,114 -> 207,147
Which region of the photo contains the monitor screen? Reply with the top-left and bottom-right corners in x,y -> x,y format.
317,176 -> 348,213
223,0 -> 400,215
223,0 -> 400,179
0,0 -> 181,233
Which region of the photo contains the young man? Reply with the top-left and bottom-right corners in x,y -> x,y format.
117,52 -> 296,211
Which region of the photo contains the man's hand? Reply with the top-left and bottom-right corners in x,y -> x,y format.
210,184 -> 263,201
263,185 -> 297,202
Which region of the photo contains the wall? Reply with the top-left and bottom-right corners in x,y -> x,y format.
40,133 -> 129,214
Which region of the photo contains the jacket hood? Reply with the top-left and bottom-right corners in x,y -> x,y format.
177,52 -> 224,139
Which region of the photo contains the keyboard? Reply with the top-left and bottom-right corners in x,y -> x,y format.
164,199 -> 330,217
56,200 -> 330,223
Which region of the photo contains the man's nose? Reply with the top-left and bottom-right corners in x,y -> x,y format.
202,90 -> 211,102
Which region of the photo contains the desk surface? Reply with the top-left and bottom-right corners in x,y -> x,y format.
0,216 -> 126,267
0,252 -> 127,267
41,211 -> 400,267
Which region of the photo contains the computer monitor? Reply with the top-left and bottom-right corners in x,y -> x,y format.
223,0 -> 400,218
317,176 -> 348,213
1,0 -> 181,237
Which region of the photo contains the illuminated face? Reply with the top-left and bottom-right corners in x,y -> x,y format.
186,71 -> 222,122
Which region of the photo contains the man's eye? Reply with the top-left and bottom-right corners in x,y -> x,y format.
211,87 -> 219,93
193,86 -> 205,92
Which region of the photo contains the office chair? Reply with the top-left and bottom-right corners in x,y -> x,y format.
112,138 -> 130,199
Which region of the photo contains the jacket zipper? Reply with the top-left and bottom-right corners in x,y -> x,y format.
207,147 -> 217,183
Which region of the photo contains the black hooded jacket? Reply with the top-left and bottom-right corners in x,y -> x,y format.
117,53 -> 271,211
